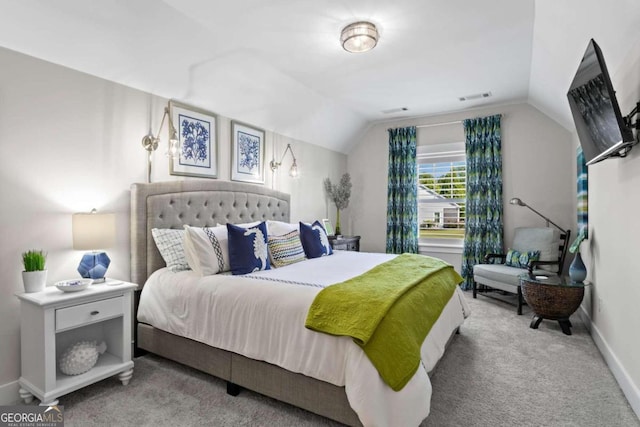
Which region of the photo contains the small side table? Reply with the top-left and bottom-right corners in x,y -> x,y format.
328,235 -> 360,252
519,274 -> 586,335
16,280 -> 137,405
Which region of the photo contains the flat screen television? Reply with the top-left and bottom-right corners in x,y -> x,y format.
567,39 -> 635,165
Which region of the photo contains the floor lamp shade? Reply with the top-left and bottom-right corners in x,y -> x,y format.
72,211 -> 116,281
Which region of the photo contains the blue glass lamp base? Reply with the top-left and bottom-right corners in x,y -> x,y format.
78,252 -> 111,282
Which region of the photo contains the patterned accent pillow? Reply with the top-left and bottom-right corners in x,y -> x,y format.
151,228 -> 190,272
505,249 -> 541,269
217,221 -> 261,229
183,225 -> 230,276
268,230 -> 307,268
227,222 -> 270,275
299,220 -> 333,259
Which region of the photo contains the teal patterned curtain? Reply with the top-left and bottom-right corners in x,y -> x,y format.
461,115 -> 503,289
386,126 -> 418,254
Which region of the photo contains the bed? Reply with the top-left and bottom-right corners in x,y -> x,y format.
131,180 -> 470,426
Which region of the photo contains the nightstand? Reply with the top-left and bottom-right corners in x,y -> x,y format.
328,235 -> 360,252
16,281 -> 137,405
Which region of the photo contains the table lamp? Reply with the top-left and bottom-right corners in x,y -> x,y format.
72,209 -> 116,283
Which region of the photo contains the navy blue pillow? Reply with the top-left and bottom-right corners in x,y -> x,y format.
299,221 -> 333,258
227,222 -> 270,275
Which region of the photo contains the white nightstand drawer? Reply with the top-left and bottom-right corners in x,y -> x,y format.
56,296 -> 124,331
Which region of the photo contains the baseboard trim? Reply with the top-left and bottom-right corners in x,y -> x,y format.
0,380 -> 20,405
579,305 -> 640,419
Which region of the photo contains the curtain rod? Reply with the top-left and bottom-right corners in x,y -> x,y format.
387,114 -> 504,131
416,120 -> 462,129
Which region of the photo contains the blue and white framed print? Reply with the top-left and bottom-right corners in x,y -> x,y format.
231,121 -> 265,184
169,101 -> 218,179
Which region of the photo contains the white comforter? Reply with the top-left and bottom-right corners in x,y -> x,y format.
137,251 -> 470,427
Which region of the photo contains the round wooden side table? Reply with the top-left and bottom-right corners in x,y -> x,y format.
519,274 -> 586,335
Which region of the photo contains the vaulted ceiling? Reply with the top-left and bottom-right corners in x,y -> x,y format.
0,0 -> 638,153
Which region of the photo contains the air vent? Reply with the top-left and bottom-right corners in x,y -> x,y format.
381,107 -> 409,114
458,92 -> 492,102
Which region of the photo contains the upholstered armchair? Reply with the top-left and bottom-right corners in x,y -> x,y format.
472,227 -> 571,314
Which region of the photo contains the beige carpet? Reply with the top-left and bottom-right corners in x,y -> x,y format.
46,292 -> 639,426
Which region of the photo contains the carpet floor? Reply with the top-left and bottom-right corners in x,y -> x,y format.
49,292 -> 638,426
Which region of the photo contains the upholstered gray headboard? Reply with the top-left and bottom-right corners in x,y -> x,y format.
130,180 -> 290,287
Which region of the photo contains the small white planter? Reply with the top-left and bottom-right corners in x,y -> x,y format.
22,270 -> 47,293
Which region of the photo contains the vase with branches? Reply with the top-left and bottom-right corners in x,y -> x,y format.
324,173 -> 352,236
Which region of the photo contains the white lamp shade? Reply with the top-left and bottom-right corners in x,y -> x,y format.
72,212 -> 116,250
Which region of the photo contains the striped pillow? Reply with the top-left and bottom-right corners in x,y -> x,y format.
268,230 -> 307,268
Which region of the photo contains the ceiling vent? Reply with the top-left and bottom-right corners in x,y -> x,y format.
459,92 -> 492,102
381,107 -> 408,114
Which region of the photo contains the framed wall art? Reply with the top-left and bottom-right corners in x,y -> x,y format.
169,101 -> 218,179
231,121 -> 265,184
322,219 -> 334,236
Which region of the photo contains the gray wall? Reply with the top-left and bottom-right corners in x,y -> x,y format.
576,35 -> 640,416
0,46 -> 346,402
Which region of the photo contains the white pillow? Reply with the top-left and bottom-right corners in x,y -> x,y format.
151,228 -> 190,271
266,220 -> 298,236
183,225 -> 230,275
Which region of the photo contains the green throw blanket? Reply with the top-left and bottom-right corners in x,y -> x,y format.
305,253 -> 462,391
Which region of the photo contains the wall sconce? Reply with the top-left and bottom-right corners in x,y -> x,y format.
141,106 -> 180,183
72,209 -> 116,283
509,198 -> 565,232
341,21 -> 379,53
270,144 -> 299,178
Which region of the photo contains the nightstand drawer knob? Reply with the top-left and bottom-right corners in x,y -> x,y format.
90,311 -> 100,315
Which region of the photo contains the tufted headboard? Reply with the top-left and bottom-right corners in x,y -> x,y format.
130,180 -> 290,287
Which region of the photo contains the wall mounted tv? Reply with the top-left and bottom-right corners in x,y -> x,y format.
567,39 -> 637,166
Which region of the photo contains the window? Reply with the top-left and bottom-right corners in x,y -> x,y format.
417,143 -> 466,242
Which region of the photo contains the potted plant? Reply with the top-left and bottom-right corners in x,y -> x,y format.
324,173 -> 352,236
22,249 -> 47,293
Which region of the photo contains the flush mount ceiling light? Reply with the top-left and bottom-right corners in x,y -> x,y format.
341,21 -> 378,53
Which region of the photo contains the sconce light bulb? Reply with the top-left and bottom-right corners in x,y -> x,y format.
289,161 -> 299,178
166,139 -> 180,159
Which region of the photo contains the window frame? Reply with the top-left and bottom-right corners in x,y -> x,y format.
417,142 -> 466,245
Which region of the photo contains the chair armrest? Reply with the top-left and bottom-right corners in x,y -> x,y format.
483,253 -> 506,264
527,260 -> 560,274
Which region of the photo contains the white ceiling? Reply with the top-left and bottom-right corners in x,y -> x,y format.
0,0 -> 638,153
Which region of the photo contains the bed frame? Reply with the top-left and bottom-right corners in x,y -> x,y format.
130,180 -> 362,426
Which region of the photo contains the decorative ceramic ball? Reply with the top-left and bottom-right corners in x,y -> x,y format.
59,341 -> 107,376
